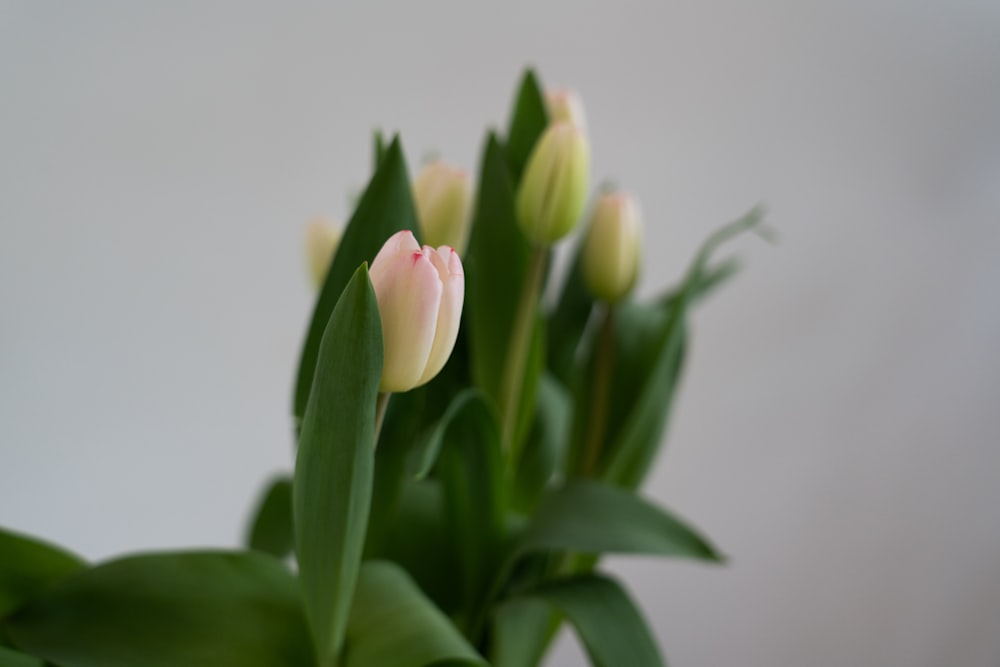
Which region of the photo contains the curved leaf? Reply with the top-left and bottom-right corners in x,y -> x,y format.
0,527 -> 85,619
294,264 -> 382,665
293,135 -> 418,424
245,476 -> 293,558
504,68 -> 549,183
4,551 -> 312,667
603,207 -> 763,487
406,389 -> 478,479
343,561 -> 486,667
436,393 -> 506,635
512,372 -> 571,511
515,479 -> 721,562
465,134 -> 531,411
512,574 -> 665,667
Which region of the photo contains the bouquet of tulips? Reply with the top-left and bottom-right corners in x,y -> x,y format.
0,69 -> 764,667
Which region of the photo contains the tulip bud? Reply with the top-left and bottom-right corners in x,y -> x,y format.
369,230 -> 464,393
582,191 -> 642,303
546,88 -> 586,129
413,160 -> 473,254
305,219 -> 342,288
515,122 -> 590,246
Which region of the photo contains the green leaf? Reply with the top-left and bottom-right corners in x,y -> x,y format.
465,134 -> 531,409
515,479 -> 721,562
342,561 -> 486,667
374,480 -> 461,615
436,393 -> 506,636
246,476 -> 294,558
489,598 -> 557,667
513,574 -> 665,667
0,645 -> 45,667
603,207 -> 764,487
505,68 -> 549,183
512,372 -> 571,511
0,528 -> 85,619
293,135 -> 417,424
406,388 -> 478,479
294,264 -> 383,666
4,551 -> 312,667
546,246 -> 594,385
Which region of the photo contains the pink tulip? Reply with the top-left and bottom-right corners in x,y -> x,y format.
369,230 -> 464,393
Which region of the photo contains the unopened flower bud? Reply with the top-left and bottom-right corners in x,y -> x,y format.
515,122 -> 590,246
546,88 -> 586,129
582,191 -> 642,303
413,160 -> 472,254
306,219 -> 342,288
369,230 -> 464,392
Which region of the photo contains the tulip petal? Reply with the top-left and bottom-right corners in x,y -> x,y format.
370,248 -> 443,392
417,247 -> 464,386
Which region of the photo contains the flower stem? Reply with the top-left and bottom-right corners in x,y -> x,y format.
500,248 -> 548,456
579,305 -> 615,476
374,392 -> 391,448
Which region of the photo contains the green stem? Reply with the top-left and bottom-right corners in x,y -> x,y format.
499,248 -> 548,455
579,306 -> 615,477
374,392 -> 391,448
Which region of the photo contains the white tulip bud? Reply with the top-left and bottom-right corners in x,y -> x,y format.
582,191 -> 642,303
515,122 -> 590,246
305,219 -> 342,288
546,88 -> 586,129
413,160 -> 472,254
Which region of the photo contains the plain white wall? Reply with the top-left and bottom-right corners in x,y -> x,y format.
2,2 -> 999,665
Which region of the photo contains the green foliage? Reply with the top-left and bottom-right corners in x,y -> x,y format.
0,646 -> 45,667
515,479 -> 722,562
343,561 -> 486,667
505,69 -> 549,182
4,551 -> 312,667
246,476 -> 294,558
514,574 -> 666,667
293,265 -> 383,666
0,528 -> 85,620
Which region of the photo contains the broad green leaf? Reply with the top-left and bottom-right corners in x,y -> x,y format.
505,69 -> 549,183
375,480 -> 461,615
489,598 -> 558,667
0,527 -> 85,619
342,561 -> 486,667
515,479 -> 721,562
366,389 -> 429,556
4,551 -> 312,667
245,476 -> 293,558
0,645 -> 44,667
465,134 -> 531,409
293,135 -> 418,424
436,393 -> 506,637
514,574 -> 665,667
406,389 -> 478,479
512,372 -> 571,512
294,264 -> 383,665
603,207 -> 764,487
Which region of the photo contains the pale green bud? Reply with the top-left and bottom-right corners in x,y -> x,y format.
582,191 -> 642,303
515,122 -> 590,246
305,218 -> 342,288
546,88 -> 586,129
413,160 -> 472,254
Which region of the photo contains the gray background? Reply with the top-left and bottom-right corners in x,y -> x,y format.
2,2 -> 999,665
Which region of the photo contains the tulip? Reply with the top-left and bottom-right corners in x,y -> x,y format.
369,230 -> 464,393
582,191 -> 642,303
305,219 -> 342,288
515,122 -> 590,246
413,160 -> 473,254
546,88 -> 586,129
